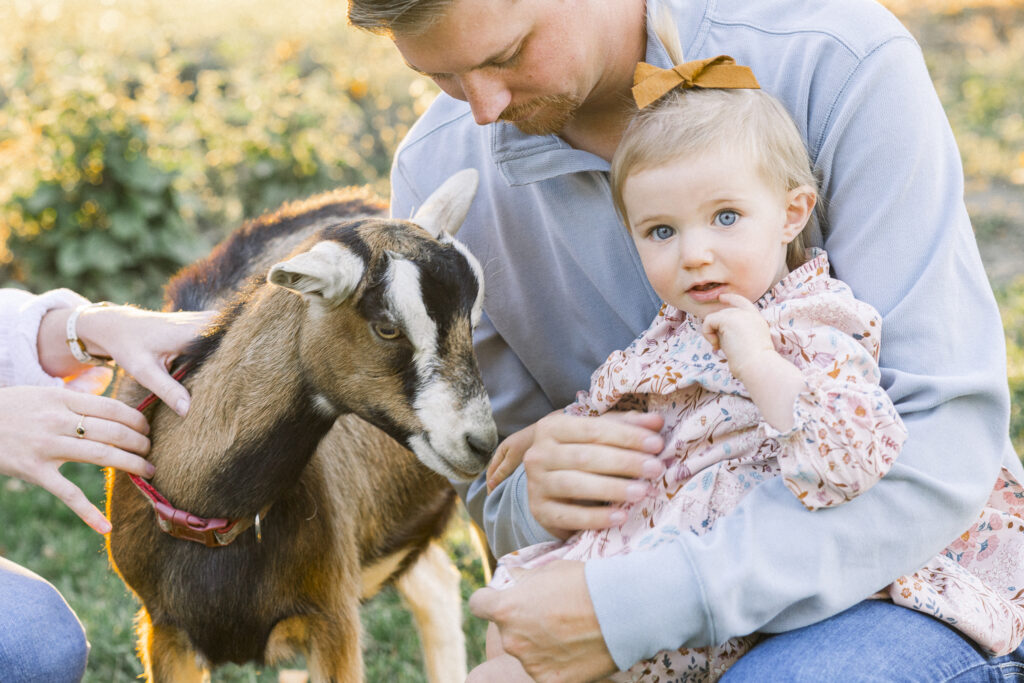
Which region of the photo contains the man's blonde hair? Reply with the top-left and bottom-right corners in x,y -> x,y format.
347,0 -> 455,36
611,12 -> 818,270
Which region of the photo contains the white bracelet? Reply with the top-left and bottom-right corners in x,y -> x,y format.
66,301 -> 114,365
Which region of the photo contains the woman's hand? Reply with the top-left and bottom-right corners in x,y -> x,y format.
80,306 -> 216,416
0,385 -> 154,534
40,305 -> 216,416
523,411 -> 665,539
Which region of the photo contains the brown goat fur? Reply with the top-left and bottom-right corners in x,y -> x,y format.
105,177 -> 494,682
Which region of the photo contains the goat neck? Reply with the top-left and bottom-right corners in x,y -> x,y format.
143,284 -> 336,519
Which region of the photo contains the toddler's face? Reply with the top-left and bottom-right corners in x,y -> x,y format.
622,149 -> 808,319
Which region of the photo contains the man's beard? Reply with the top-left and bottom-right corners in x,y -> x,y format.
499,94 -> 582,136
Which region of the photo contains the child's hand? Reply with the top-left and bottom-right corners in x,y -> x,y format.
487,424 -> 537,492
701,293 -> 775,382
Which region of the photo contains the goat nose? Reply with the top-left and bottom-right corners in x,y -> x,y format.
465,430 -> 498,459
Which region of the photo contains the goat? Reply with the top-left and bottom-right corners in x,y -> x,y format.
105,169 -> 496,682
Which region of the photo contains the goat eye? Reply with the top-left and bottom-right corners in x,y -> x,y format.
372,323 -> 403,340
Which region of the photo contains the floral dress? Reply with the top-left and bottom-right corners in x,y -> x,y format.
490,251 -> 1024,681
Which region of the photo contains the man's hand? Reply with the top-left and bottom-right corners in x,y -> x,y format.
470,560 -> 618,683
524,411 -> 665,539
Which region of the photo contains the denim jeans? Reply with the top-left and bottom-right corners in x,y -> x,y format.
722,599 -> 1024,682
0,557 -> 88,682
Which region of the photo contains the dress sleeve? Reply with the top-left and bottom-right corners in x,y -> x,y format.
763,294 -> 908,508
0,288 -> 89,388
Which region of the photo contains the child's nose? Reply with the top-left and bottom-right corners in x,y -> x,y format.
678,231 -> 714,268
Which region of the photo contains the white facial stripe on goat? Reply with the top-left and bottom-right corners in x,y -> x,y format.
385,258 -> 438,372
448,236 -> 485,326
386,256 -> 493,479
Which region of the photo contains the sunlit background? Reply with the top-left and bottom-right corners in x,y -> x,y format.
0,0 -> 1021,680
0,0 -> 438,306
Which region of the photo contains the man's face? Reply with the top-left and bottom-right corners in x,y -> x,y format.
392,0 -> 599,135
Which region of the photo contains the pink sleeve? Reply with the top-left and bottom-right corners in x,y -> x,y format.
770,367 -> 907,509
763,291 -> 908,509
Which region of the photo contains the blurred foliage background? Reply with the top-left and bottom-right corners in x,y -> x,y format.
0,0 -> 1021,680
0,0 -> 435,308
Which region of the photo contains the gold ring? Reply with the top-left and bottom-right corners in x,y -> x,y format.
75,414 -> 86,439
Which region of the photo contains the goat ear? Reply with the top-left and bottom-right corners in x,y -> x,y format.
412,168 -> 479,239
267,241 -> 365,302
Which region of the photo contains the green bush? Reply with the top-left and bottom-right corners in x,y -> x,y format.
0,1 -> 433,308
1,97 -> 203,309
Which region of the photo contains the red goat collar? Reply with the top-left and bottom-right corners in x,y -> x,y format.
128,364 -> 268,547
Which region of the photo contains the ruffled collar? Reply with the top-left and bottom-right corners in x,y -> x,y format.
584,250 -> 833,404
755,248 -> 830,309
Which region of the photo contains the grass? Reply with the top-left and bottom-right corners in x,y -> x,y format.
0,0 -> 1021,680
0,463 -> 489,682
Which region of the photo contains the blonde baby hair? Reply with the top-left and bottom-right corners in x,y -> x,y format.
611,8 -> 818,270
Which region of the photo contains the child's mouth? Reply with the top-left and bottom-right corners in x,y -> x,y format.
688,282 -> 726,302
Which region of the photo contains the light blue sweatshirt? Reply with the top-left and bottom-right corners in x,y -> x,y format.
389,0 -> 1020,670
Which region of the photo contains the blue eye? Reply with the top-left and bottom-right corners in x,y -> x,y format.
715,211 -> 738,227
650,225 -> 675,240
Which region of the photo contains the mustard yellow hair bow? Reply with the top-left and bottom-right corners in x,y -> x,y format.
631,55 -> 761,109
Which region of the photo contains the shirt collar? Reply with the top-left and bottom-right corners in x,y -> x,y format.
490,120 -> 609,186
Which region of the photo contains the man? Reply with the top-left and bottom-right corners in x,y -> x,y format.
349,0 -> 1022,680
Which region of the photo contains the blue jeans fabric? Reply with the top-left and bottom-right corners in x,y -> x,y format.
0,557 -> 88,682
722,599 -> 1024,682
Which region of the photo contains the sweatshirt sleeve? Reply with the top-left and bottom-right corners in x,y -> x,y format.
0,288 -> 89,388
587,36 -> 1014,670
